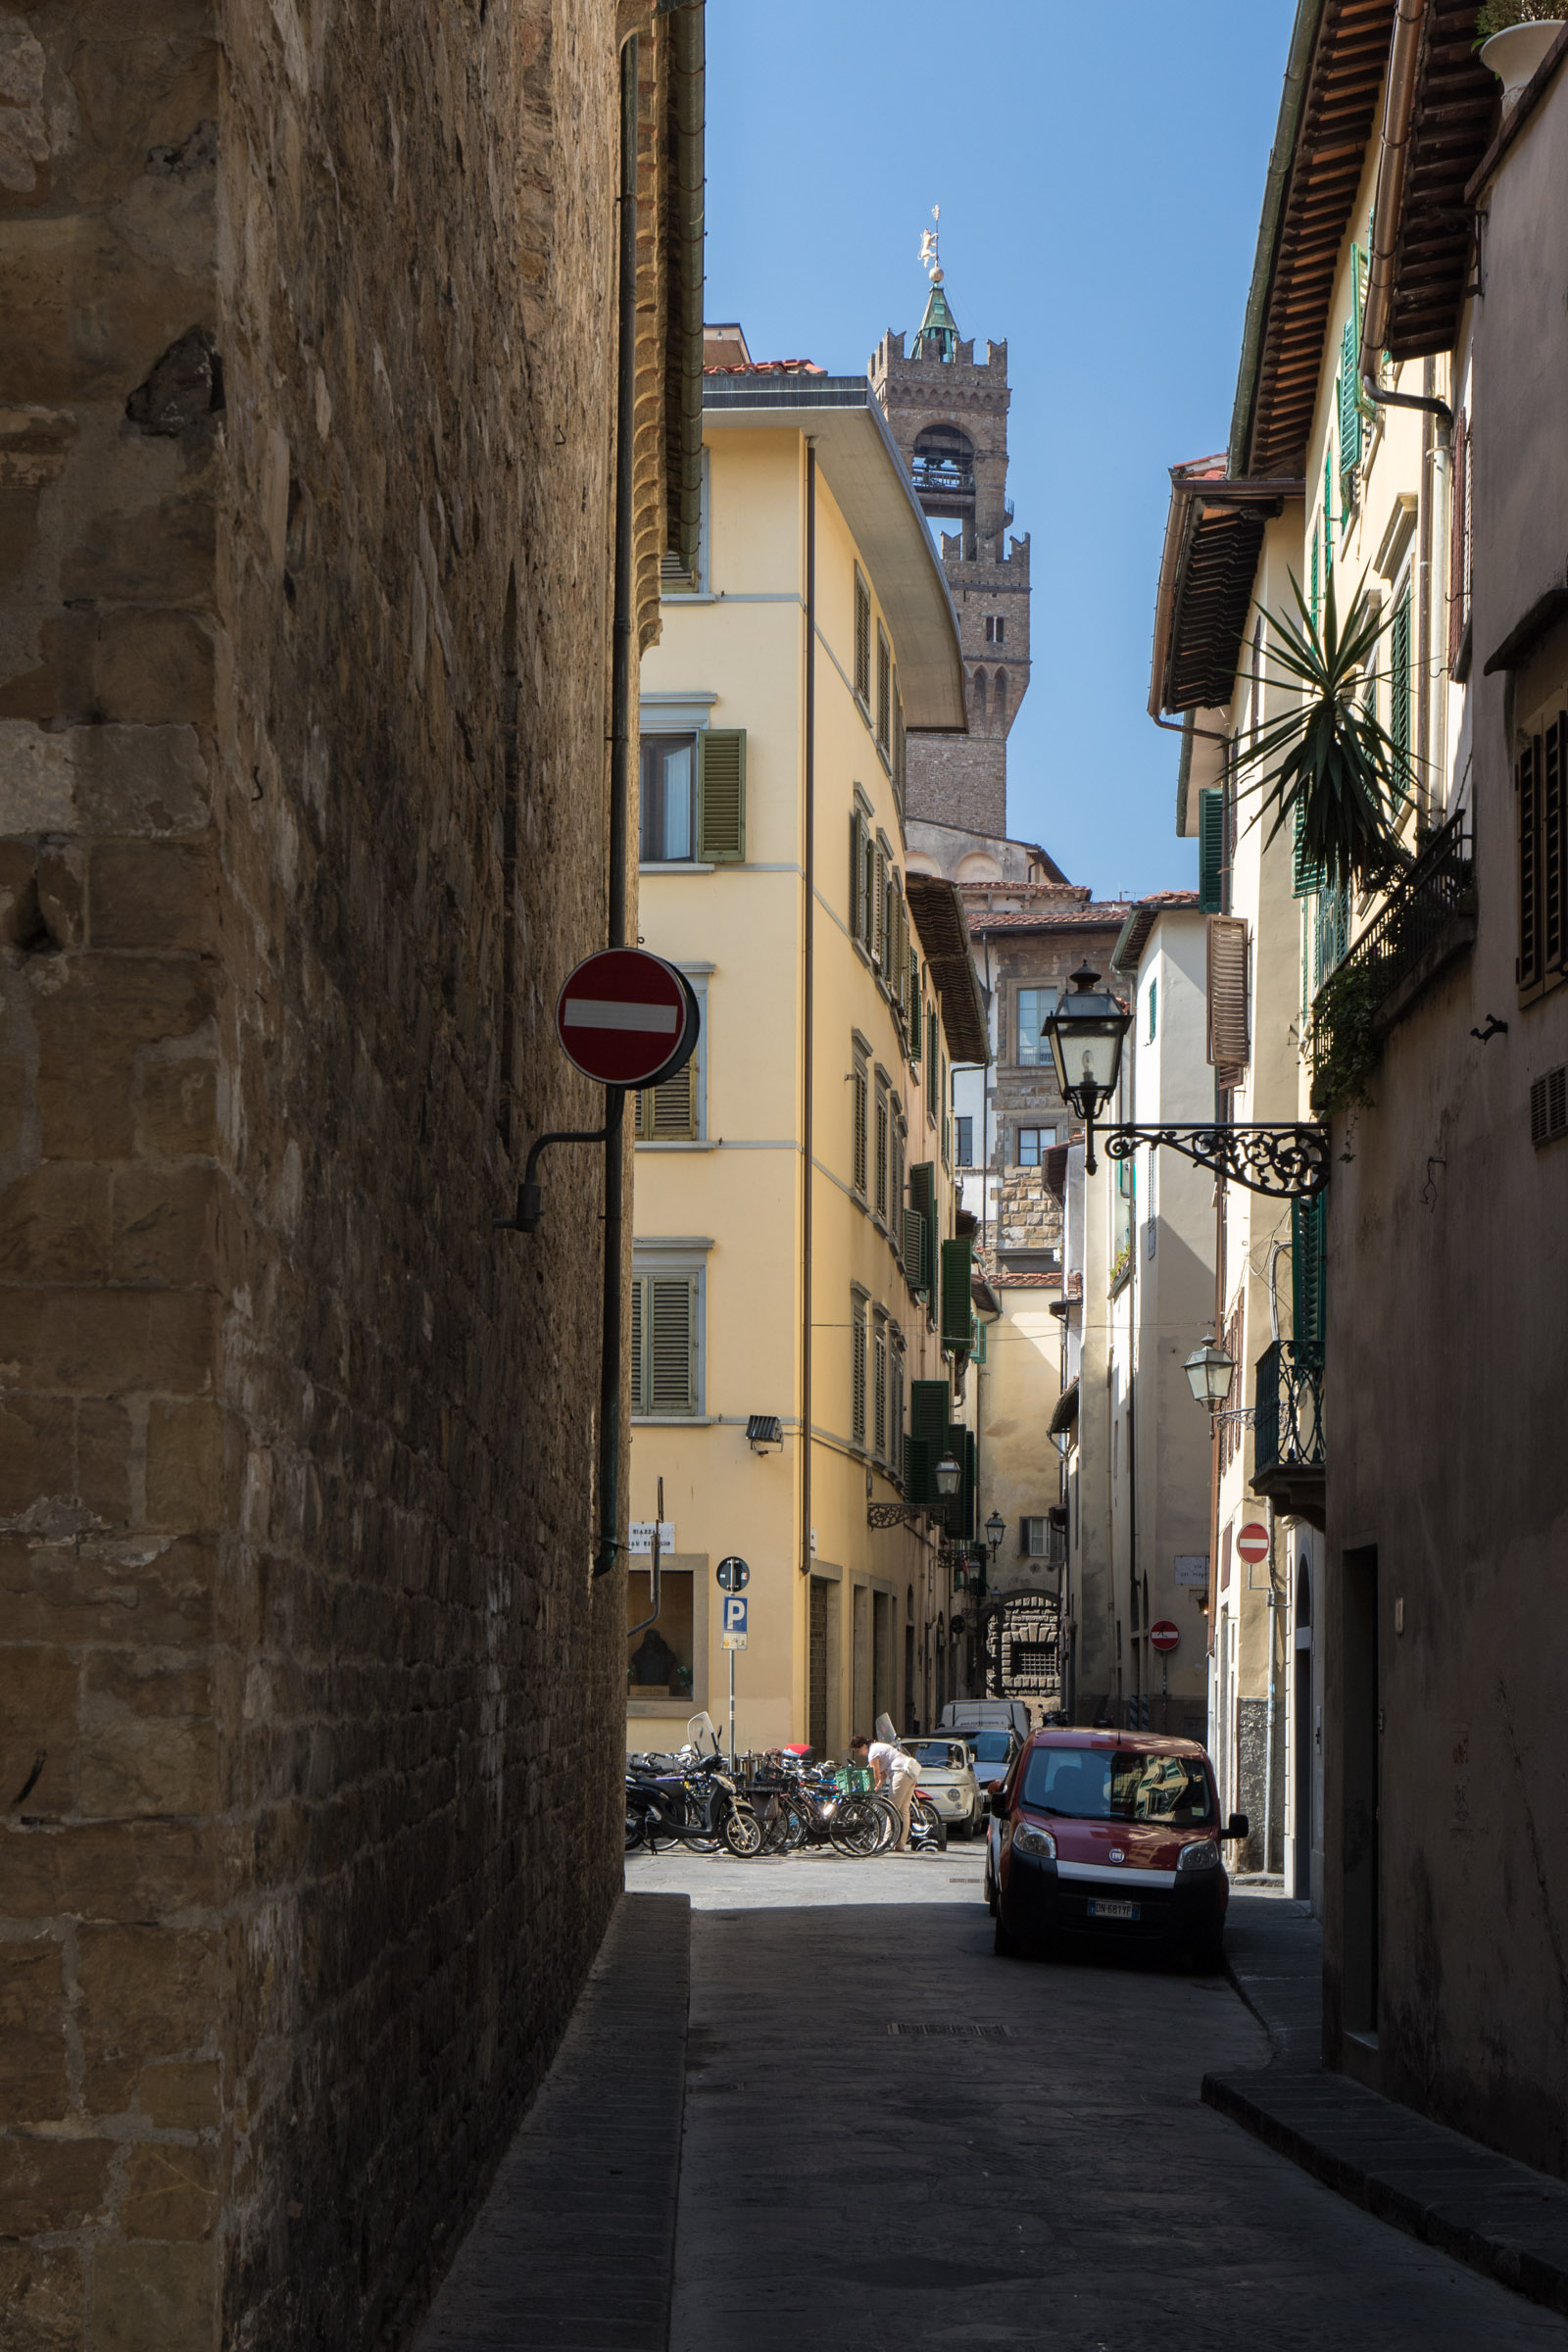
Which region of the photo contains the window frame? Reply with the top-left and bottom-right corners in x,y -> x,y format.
1014,984 -> 1058,1068
854,568 -> 872,710
633,971 -> 710,1144
629,1253 -> 709,1420
637,730 -> 700,866
1014,1125 -> 1057,1168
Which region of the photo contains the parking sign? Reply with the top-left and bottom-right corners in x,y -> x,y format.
721,1594 -> 748,1649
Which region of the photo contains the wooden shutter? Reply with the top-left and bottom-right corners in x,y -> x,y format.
940,1235 -> 972,1350
891,1122 -> 905,1257
1293,801 -> 1325,899
1338,300 -> 1361,484
910,1377 -> 950,1445
1544,713 -> 1565,977
894,692 -> 906,805
1520,734 -> 1542,995
630,1277 -> 646,1413
903,1206 -> 925,1284
852,1304 -> 867,1447
852,1063 -> 868,1195
904,1437 -> 933,1509
1292,1194 -> 1326,1348
637,1056 -> 697,1140
890,1348 -> 905,1484
874,1091 -> 889,1220
877,626 -> 891,751
697,730 -> 746,861
1206,914 -> 1250,1085
1390,588 -> 1411,804
926,1010 -> 938,1113
908,1163 -> 935,1292
854,575 -> 871,704
873,1324 -> 887,1458
1310,527 -> 1319,631
907,952 -> 921,1054
1198,787 -> 1225,913
648,1276 -> 696,1414
850,811 -> 865,943
873,843 -> 887,968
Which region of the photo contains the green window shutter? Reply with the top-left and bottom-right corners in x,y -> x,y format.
854,575 -> 871,704
640,1056 -> 697,1140
903,1205 -> 925,1281
904,1436 -> 933,1510
1339,310 -> 1361,481
876,626 -> 891,752
1391,587 -> 1411,804
909,1377 -> 950,1445
697,730 -> 746,861
851,1305 -> 867,1447
874,1091 -> 889,1220
1310,529 -> 1319,631
852,1064 -> 868,1196
907,953 -> 921,1054
940,1235 -> 972,1349
1323,449 -> 1334,587
850,812 -> 864,943
873,1325 -> 887,1457
630,1277 -> 646,1413
908,1162 -> 935,1292
925,1010 -> 938,1115
648,1276 -> 696,1413
1292,1194 -> 1326,1348
1293,801 -> 1326,898
1198,787 -> 1225,913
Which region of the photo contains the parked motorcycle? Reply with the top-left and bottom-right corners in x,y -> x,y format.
626,1712 -> 761,1857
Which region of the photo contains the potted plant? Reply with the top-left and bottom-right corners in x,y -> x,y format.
1477,0 -> 1568,107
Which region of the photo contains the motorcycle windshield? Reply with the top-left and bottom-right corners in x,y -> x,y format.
686,1711 -> 721,1757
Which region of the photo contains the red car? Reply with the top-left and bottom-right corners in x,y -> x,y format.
989,1728 -> 1248,1970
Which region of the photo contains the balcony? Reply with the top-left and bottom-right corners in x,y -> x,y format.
1251,1340 -> 1325,1530
1309,809 -> 1475,1113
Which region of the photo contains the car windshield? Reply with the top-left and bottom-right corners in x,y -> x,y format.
970,1733 -> 1012,1764
906,1741 -> 967,1770
1019,1746 -> 1212,1826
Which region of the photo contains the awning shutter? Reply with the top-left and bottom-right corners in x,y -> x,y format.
697,730 -> 746,862
1206,914 -> 1250,1088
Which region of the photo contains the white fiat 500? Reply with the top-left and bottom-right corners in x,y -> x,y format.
902,1738 -> 982,1837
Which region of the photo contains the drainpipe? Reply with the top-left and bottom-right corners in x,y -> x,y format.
1361,0 -> 1453,439
800,445 -> 817,1590
591,34 -> 639,1578
1261,1234 -> 1290,1871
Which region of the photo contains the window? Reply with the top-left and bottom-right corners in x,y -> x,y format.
872,1313 -> 888,1460
874,1074 -> 890,1223
890,1110 -> 905,1261
873,839 -> 888,968
889,1337 -> 906,1483
1389,583 -> 1412,808
876,623 -> 892,755
985,614 -> 1005,645
1517,712 -> 1567,1002
1199,785 -> 1226,913
1015,1126 -> 1057,1167
851,1050 -> 869,1199
1015,986 -> 1057,1066
854,571 -> 871,706
1531,1066 -> 1568,1147
634,1059 -> 698,1142
850,802 -> 874,949
639,734 -> 696,862
630,1272 -> 700,1416
1147,978 -> 1157,1043
851,1294 -> 868,1448
956,1114 -> 973,1166
1021,1518 -> 1049,1558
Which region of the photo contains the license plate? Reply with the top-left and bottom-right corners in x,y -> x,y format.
1089,1897 -> 1139,1921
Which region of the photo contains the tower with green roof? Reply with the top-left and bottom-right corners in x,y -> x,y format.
870,235 -> 1031,842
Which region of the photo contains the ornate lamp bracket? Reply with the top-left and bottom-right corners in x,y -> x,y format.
1096,1120 -> 1330,1200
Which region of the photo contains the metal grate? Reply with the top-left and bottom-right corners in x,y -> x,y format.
1530,1066 -> 1568,1149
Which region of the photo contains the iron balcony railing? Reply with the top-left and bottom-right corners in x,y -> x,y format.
1309,808 -> 1474,1094
1253,1341 -> 1325,1477
910,459 -> 974,498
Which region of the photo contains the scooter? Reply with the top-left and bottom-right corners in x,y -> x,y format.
626,1712 -> 761,1857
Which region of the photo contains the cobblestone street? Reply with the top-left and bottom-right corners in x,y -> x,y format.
632,1851 -> 1568,2352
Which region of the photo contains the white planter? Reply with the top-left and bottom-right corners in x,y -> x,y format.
1480,21 -> 1564,109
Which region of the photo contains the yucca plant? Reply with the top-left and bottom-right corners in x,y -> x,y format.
1233,569 -> 1408,894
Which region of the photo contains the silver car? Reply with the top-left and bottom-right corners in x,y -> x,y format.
902,1738 -> 982,1838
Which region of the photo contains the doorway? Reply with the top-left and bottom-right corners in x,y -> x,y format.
808,1578 -> 829,1757
1293,1555 -> 1313,1901
903,1587 -> 915,1732
1342,1544 -> 1379,2035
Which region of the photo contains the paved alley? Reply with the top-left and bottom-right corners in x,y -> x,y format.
626,1849 -> 1568,2352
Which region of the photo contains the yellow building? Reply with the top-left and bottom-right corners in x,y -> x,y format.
626,341 -> 986,1759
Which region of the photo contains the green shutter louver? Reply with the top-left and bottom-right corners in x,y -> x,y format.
852,1063 -> 868,1197
1391,587 -> 1412,805
1339,310 -> 1361,485
1293,802 -> 1326,899
907,952 -> 921,1053
850,811 -> 864,942
909,1377 -> 950,1445
1310,529 -> 1319,631
908,1163 -> 935,1293
904,1437 -> 933,1510
940,1236 -> 972,1351
1292,1194 -> 1326,1348
903,1206 -> 925,1281
851,1303 -> 867,1447
854,574 -> 871,705
647,1276 -> 696,1414
1198,787 -> 1225,913
697,730 -> 746,861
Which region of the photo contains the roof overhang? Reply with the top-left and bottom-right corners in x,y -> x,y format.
905,873 -> 990,1065
1149,467 -> 1303,718
1049,1377 -> 1080,1438
1229,0 -> 1396,479
1380,0 -> 1495,362
702,376 -> 966,731
1111,894 -> 1203,975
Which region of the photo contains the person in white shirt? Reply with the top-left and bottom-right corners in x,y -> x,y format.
853,1734 -> 920,1852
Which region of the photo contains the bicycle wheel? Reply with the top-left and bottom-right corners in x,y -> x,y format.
625,1801 -> 647,1853
829,1795 -> 881,1857
873,1795 -> 902,1852
911,1796 -> 948,1852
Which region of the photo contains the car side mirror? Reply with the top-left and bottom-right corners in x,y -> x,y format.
989,1788 -> 1008,1819
1223,1812 -> 1249,1840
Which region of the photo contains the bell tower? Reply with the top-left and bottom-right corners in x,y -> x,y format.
870,212 -> 1030,842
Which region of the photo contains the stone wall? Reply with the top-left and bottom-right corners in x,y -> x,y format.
0,2 -> 681,2341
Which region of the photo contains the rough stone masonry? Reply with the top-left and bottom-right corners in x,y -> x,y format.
0,2 -> 689,2343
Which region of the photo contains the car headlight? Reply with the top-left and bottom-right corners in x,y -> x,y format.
1011,1821 -> 1056,1861
1177,1838 -> 1220,1873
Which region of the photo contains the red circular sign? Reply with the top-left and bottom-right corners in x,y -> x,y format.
1150,1620 -> 1180,1653
1237,1522 -> 1270,1564
555,949 -> 695,1088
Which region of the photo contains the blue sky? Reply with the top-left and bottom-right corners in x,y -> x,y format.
703,0 -> 1296,903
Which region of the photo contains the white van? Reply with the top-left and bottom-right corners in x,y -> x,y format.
940,1699 -> 1032,1741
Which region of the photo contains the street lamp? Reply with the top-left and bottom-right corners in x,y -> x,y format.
1183,1335 -> 1236,1412
985,1508 -> 1005,1554
1044,962 -> 1331,1200
934,1450 -> 962,1497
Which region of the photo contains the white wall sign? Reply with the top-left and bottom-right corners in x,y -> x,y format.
1173,1555 -> 1208,1588
628,1522 -> 676,1555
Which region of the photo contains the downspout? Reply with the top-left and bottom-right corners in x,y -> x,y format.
1360,0 -> 1453,438
800,445 -> 817,1587
592,33 -> 639,1578
1262,1232 -> 1290,1872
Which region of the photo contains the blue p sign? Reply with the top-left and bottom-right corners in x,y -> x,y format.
721,1594 -> 748,1638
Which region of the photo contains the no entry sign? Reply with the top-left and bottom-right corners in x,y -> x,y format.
555,949 -> 697,1090
1149,1620 -> 1180,1654
1237,1521 -> 1270,1565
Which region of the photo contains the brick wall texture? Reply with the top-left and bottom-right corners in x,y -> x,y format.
0,4 -> 672,2343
